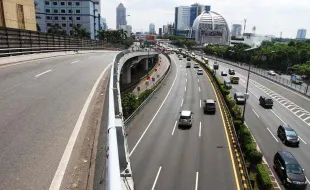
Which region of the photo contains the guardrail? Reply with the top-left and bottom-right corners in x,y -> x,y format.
107,49 -> 160,190
123,53 -> 171,126
204,55 -> 310,97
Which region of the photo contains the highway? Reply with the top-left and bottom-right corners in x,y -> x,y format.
206,57 -> 310,189
0,52 -> 117,190
126,54 -> 240,190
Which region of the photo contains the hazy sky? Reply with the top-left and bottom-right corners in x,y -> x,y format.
101,0 -> 310,38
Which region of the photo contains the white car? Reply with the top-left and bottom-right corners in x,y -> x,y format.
197,69 -> 203,75
267,70 -> 276,76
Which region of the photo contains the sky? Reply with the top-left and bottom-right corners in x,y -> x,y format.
101,0 -> 310,38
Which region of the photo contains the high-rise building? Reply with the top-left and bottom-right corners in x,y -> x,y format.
0,0 -> 36,31
296,29 -> 307,39
231,24 -> 242,37
189,3 -> 211,27
159,28 -> 162,36
35,0 -> 102,39
174,6 -> 190,31
163,25 -> 168,34
149,23 -> 155,34
116,3 -> 126,29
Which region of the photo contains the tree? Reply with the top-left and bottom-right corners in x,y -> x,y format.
47,24 -> 66,35
70,24 -> 90,39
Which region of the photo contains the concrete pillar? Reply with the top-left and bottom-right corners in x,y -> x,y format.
121,66 -> 131,84
143,58 -> 149,70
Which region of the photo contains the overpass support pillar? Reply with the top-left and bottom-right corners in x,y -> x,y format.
122,66 -> 131,84
143,58 -> 149,70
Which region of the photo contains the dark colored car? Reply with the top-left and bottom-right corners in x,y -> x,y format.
221,71 -> 228,76
274,151 -> 307,188
203,99 -> 216,114
277,125 -> 300,146
228,69 -> 235,75
213,62 -> 219,70
187,57 -> 191,61
259,96 -> 273,108
183,55 -> 186,58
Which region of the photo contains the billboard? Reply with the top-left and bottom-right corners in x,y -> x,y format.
146,35 -> 155,41
203,30 -> 223,37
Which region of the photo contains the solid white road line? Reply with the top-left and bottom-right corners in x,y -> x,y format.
252,109 -> 259,118
171,120 -> 178,135
198,87 -> 201,92
270,110 -> 287,125
195,172 -> 199,190
299,136 -> 307,144
35,69 -> 52,78
267,128 -> 279,142
185,86 -> 187,91
129,59 -> 178,156
71,60 -> 80,64
200,100 -> 202,108
198,79 -> 199,83
199,122 -> 201,137
181,99 -> 184,107
186,78 -> 187,83
49,63 -> 112,190
151,166 -> 162,190
306,177 -> 310,184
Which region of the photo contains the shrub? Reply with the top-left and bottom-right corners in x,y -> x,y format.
121,93 -> 138,118
257,164 -> 273,190
244,141 -> 256,156
231,104 -> 242,119
234,119 -> 243,132
249,150 -> 263,165
239,125 -> 252,145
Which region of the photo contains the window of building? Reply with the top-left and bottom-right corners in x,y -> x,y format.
45,1 -> 50,5
46,16 -> 51,20
52,1 -> 57,6
36,16 -> 41,19
69,24 -> 73,27
68,9 -> 72,13
54,16 -> 58,20
17,4 -> 25,30
68,17 -> 72,20
46,9 -> 50,13
47,23 -> 52,26
61,9 -> 65,13
76,17 -> 80,20
68,2 -> 72,6
75,2 -> 80,6
53,9 -> 58,13
61,17 -> 66,20
62,23 -> 66,27
76,9 -> 80,13
60,2 -> 65,6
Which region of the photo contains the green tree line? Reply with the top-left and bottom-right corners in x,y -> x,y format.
168,35 -> 196,50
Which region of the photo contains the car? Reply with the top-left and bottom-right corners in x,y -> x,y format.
187,57 -> 191,61
213,62 -> 219,70
301,75 -> 309,80
221,71 -> 228,76
194,63 -> 199,68
234,92 -> 245,104
267,70 -> 276,76
259,96 -> 273,108
277,125 -> 300,146
179,57 -> 182,60
186,62 -> 191,68
224,80 -> 232,89
203,99 -> 216,114
274,151 -> 307,188
197,69 -> 203,75
228,69 -> 235,75
178,110 -> 193,128
230,76 -> 240,84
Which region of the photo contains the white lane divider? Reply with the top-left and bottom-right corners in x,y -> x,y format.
186,78 -> 187,83
171,120 -> 177,136
195,172 -> 199,190
71,60 -> 80,64
252,109 -> 259,118
181,99 -> 184,107
200,100 -> 202,108
35,69 -> 52,78
199,122 -> 202,137
306,177 -> 310,184
198,79 -> 199,83
185,86 -> 187,91
267,128 -> 279,142
270,110 -> 287,124
299,137 -> 307,144
198,87 -> 201,92
151,166 -> 162,190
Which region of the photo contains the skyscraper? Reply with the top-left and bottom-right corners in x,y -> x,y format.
159,28 -> 162,36
149,23 -> 155,34
296,29 -> 307,39
174,6 -> 190,31
189,3 -> 211,27
116,3 -> 126,29
231,24 -> 242,36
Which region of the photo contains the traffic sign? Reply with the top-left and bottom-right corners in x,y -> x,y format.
155,68 -> 158,72
152,77 -> 155,82
147,76 -> 150,80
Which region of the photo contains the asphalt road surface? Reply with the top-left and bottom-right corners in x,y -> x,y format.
126,54 -> 240,190
206,57 -> 310,189
0,52 -> 117,190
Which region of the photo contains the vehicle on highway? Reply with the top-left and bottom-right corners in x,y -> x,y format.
224,80 -> 232,89
228,69 -> 235,75
178,110 -> 193,128
273,151 -> 307,188
203,99 -> 216,114
186,62 -> 191,68
197,69 -> 203,75
194,63 -> 199,68
213,62 -> 219,70
187,57 -> 191,61
267,70 -> 276,76
191,52 -> 195,57
259,96 -> 273,108
183,54 -> 186,58
234,92 -> 245,104
277,125 -> 300,146
291,74 -> 303,85
221,71 -> 228,76
301,75 -> 309,80
230,76 -> 240,84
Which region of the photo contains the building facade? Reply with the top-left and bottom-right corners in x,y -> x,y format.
190,3 -> 211,27
119,25 -> 132,36
35,0 -> 102,39
158,28 -> 162,36
231,24 -> 242,37
174,6 -> 190,30
149,23 -> 155,34
296,29 -> 307,39
116,3 -> 126,30
0,0 -> 36,31
163,25 -> 168,34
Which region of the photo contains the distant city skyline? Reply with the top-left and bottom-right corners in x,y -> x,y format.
116,3 -> 127,29
296,29 -> 307,39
